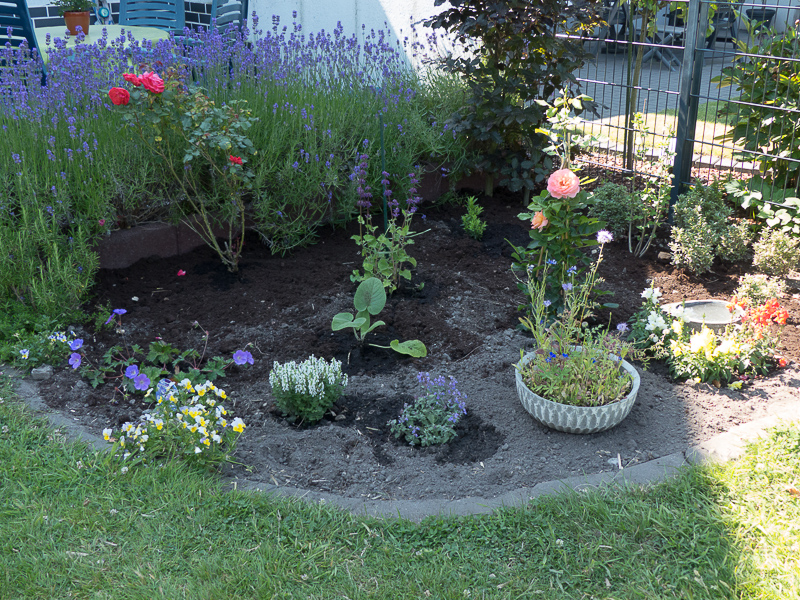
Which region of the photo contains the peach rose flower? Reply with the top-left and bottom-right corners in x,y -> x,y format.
547,169 -> 580,199
531,211 -> 548,231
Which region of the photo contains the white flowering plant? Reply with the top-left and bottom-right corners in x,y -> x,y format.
629,285 -> 790,386
269,355 -> 348,424
102,378 -> 245,469
516,231 -> 639,406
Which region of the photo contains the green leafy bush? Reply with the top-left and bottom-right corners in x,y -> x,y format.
714,20 -> 800,190
269,356 -> 348,424
670,182 -> 744,273
424,0 -> 601,193
752,228 -> 800,276
588,183 -> 635,239
461,196 -> 487,240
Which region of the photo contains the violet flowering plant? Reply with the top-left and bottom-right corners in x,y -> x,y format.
349,157 -> 429,294
388,372 -> 467,447
516,231 -> 641,407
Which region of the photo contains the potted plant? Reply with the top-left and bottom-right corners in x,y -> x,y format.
515,229 -> 642,434
52,0 -> 93,36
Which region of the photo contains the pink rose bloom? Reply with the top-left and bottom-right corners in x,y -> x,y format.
122,72 -> 142,87
139,71 -> 165,94
547,169 -> 580,199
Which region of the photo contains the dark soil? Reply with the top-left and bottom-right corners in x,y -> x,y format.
31,184 -> 800,501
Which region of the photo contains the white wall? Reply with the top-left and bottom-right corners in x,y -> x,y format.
249,0 -> 444,53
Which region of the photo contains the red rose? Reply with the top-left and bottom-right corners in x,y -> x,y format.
108,87 -> 130,106
229,155 -> 243,165
139,71 -> 165,94
122,73 -> 141,87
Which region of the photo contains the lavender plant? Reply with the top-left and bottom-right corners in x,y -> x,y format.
1,16 -> 469,310
388,372 -> 467,447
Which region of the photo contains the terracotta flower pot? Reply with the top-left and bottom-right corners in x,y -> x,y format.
63,11 -> 91,36
515,351 -> 640,434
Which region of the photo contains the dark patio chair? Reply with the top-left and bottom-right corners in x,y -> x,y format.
118,0 -> 185,32
210,0 -> 248,39
0,0 -> 46,84
706,2 -> 740,49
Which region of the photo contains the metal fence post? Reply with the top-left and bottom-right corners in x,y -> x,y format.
669,0 -> 710,224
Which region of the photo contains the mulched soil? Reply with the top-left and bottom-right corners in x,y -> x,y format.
29,177 -> 800,501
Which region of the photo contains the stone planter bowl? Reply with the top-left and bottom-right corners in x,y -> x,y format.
515,352 -> 640,434
662,299 -> 744,333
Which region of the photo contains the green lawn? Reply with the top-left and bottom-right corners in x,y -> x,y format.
581,100 -> 742,160
1,372 -> 798,599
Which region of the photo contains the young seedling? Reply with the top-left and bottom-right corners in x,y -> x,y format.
331,277 -> 427,357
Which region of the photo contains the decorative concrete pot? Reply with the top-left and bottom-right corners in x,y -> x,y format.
662,299 -> 744,333
63,11 -> 91,36
515,352 -> 640,434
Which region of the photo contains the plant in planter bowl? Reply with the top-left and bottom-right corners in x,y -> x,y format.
515,231 -> 641,434
52,0 -> 93,36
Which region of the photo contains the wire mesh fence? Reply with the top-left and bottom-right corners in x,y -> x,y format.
565,0 -> 800,218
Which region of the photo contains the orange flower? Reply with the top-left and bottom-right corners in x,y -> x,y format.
774,310 -> 789,325
531,211 -> 549,231
778,357 -> 789,368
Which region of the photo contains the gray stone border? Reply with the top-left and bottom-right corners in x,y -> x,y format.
8,370 -> 800,522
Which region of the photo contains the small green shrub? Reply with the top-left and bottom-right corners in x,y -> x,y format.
717,219 -> 754,262
734,273 -> 787,306
388,372 -> 467,447
588,183 -> 635,239
752,228 -> 800,276
669,205 -> 716,274
461,196 -> 487,240
269,355 -> 348,424
670,182 -> 744,273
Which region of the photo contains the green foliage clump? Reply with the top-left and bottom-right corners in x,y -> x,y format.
717,219 -> 754,262
424,0 -> 601,193
268,356 -> 348,424
752,228 -> 800,276
588,183 -> 635,239
461,196 -> 487,240
714,19 -> 800,190
669,182 -> 751,273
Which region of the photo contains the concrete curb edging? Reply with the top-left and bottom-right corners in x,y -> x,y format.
8,371 -> 800,522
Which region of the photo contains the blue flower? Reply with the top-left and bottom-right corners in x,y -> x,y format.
233,350 -> 254,365
104,308 -> 127,325
547,259 -> 557,265
69,353 -> 81,369
20,349 -> 29,359
133,373 -> 151,391
125,365 -> 139,379
543,300 -> 552,307
567,266 -> 577,275
562,283 -> 573,291
69,338 -> 83,351
617,322 -> 630,333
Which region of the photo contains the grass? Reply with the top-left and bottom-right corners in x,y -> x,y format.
2,372 -> 799,599
580,100 -> 742,160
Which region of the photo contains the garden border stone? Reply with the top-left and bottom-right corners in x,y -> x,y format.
7,368 -> 800,522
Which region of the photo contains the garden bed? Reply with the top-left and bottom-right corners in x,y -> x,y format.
32,188 -> 800,502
